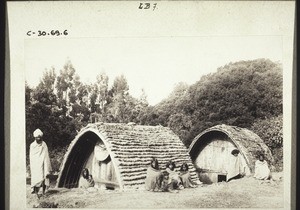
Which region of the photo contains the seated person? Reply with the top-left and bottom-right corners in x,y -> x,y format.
165,161 -> 184,190
179,163 -> 197,188
160,171 -> 179,193
145,157 -> 163,191
226,149 -> 246,182
78,168 -> 95,189
254,153 -> 271,180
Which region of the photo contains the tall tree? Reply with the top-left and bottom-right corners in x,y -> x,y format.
32,67 -> 57,106
111,74 -> 129,96
106,75 -> 130,122
25,82 -> 32,107
69,74 -> 81,105
55,60 -> 77,107
90,72 -> 109,114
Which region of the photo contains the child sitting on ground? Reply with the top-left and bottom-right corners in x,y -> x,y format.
160,171 -> 179,193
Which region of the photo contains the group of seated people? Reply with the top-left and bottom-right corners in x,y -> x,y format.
79,160 -> 197,193
78,151 -> 272,192
145,158 -> 198,193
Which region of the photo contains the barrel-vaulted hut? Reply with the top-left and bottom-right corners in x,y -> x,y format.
188,124 -> 273,184
57,123 -> 199,190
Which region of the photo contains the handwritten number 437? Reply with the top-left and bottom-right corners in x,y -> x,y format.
139,3 -> 157,10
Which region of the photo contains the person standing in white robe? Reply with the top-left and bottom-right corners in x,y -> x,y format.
29,129 -> 52,197
226,149 -> 246,182
254,154 -> 271,180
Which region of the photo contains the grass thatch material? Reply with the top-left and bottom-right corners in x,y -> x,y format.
57,123 -> 199,190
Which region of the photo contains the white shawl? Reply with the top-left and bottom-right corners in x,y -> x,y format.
29,141 -> 52,187
227,154 -> 245,181
254,160 -> 270,180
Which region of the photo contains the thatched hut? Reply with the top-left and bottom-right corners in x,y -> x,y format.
188,124 -> 274,184
57,123 -> 199,190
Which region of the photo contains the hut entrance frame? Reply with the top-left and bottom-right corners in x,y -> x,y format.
57,130 -> 120,190
189,130 -> 250,184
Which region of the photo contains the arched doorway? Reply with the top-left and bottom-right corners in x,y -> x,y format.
57,131 -> 119,189
190,131 -> 250,183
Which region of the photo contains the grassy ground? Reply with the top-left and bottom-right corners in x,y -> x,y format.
27,173 -> 283,208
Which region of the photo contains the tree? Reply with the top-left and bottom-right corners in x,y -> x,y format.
25,82 -> 32,107
138,88 -> 148,106
141,59 -> 283,146
89,72 -> 109,114
106,75 -> 130,123
32,68 -> 57,106
55,60 -> 77,107
26,62 -> 80,169
111,74 -> 129,96
69,74 -> 81,104
133,89 -> 150,124
77,83 -> 89,105
25,82 -> 33,166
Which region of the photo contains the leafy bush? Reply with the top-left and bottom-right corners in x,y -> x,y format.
271,147 -> 283,172
251,115 -> 283,149
146,59 -> 282,146
251,115 -> 283,171
49,147 -> 68,173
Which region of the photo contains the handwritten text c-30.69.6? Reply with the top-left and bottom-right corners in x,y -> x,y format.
26,30 -> 68,37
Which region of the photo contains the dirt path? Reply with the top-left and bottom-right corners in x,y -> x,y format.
27,176 -> 283,208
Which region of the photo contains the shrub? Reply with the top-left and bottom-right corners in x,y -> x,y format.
251,115 -> 283,171
49,147 -> 68,172
271,147 -> 283,172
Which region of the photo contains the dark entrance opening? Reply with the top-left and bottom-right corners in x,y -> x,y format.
218,174 -> 227,182
57,132 -> 100,188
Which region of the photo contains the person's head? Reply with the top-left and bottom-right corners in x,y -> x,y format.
258,153 -> 265,161
231,149 -> 240,157
166,161 -> 176,171
162,171 -> 169,180
33,129 -> 43,144
150,157 -> 159,170
180,163 -> 189,172
82,168 -> 89,179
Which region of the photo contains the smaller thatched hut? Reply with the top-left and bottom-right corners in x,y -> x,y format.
57,123 -> 199,190
188,124 -> 274,184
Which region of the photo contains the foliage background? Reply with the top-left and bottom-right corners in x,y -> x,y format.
26,58 -> 283,172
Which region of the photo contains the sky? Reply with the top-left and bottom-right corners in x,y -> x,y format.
25,36 -> 282,105
21,1 -> 293,105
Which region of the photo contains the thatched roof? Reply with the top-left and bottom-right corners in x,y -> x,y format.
57,123 -> 199,190
188,124 -> 274,173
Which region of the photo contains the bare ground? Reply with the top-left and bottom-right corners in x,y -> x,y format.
27,174 -> 283,209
